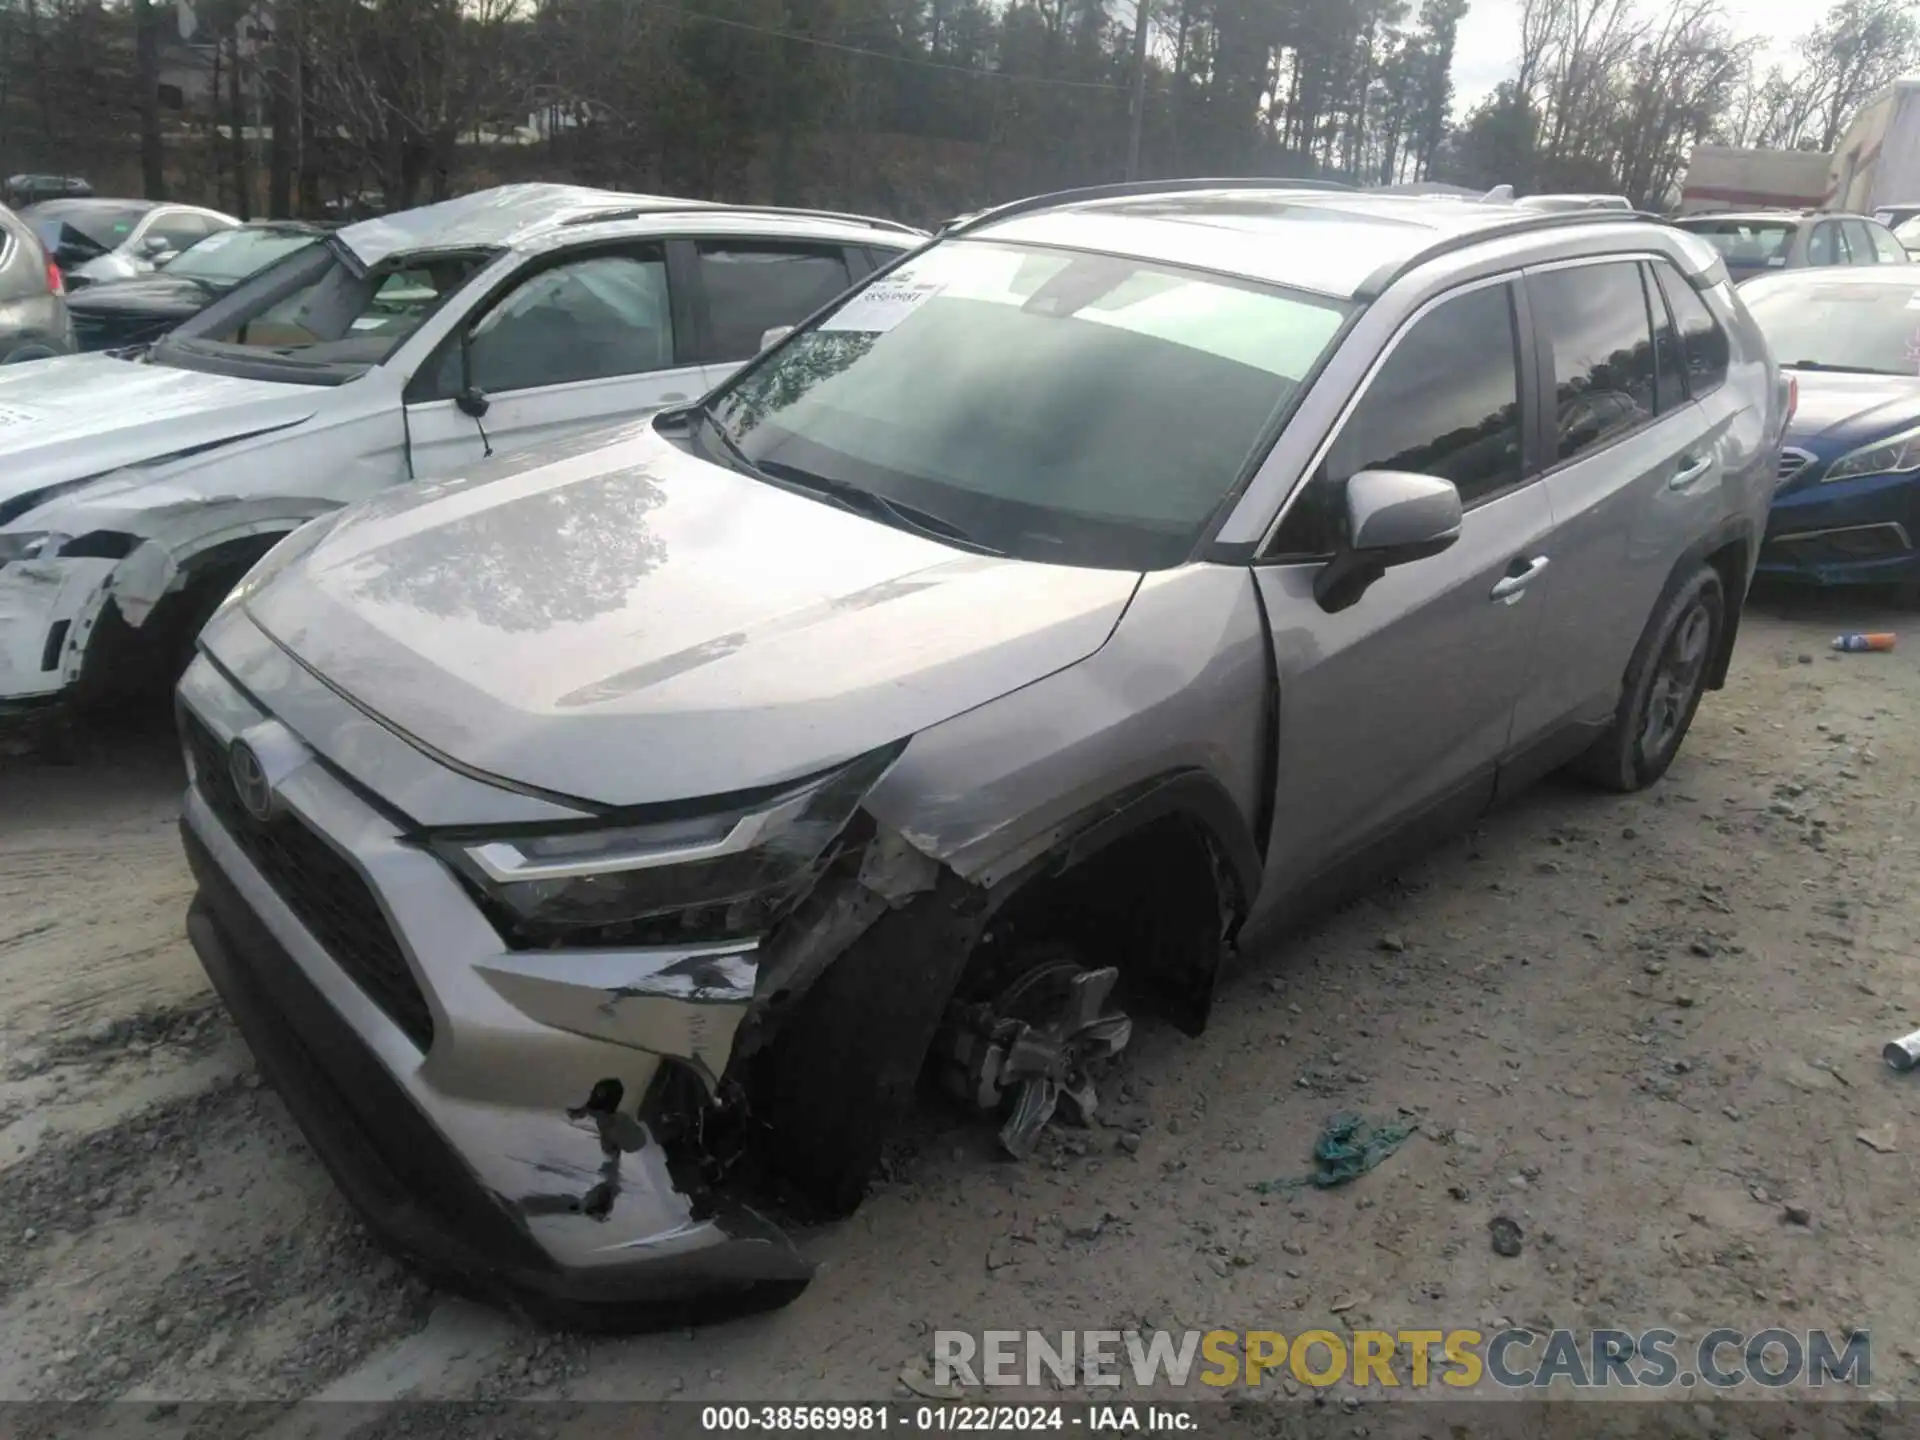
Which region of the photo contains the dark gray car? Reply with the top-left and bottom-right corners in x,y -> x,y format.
175,180 -> 1785,1327
1676,210 -> 1908,283
0,202 -> 73,363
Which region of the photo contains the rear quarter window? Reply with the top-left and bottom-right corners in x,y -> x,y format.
1652,260 -> 1730,397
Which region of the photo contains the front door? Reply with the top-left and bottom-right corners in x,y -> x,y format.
403,244 -> 707,477
1249,276 -> 1556,908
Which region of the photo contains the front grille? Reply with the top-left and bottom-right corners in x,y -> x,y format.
183,712 -> 435,1050
1778,448 -> 1816,484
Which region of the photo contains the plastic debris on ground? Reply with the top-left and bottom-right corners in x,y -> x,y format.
1832,632 -> 1897,652
1252,1111 -> 1414,1194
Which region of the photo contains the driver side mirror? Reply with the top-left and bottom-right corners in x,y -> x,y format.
1313,469 -> 1463,614
455,327 -> 490,419
760,324 -> 794,351
140,235 -> 173,259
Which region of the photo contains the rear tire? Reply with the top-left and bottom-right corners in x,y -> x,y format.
1572,565 -> 1725,793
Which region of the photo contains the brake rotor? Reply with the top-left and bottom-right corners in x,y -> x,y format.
941,952 -> 1133,1159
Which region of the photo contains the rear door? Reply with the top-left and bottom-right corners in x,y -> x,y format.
401,241 -> 705,476
679,238 -> 890,388
1511,257 -> 1718,749
1841,218 -> 1881,265
1250,275 -> 1556,898
1806,220 -> 1843,268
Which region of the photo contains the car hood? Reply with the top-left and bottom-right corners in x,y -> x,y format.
1784,371 -> 1920,448
247,423 -> 1142,806
66,274 -> 219,317
0,355 -> 319,516
69,251 -> 144,285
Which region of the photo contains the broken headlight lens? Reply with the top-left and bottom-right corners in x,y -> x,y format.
432,742 -> 903,945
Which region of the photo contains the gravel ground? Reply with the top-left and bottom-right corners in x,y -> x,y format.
3,587 -> 1918,1425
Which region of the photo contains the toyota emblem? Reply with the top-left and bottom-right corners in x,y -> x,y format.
228,739 -> 276,823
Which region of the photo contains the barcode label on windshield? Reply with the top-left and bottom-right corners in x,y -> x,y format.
820,280 -> 942,334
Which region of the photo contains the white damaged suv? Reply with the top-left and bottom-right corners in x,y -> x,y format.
0,184 -> 919,721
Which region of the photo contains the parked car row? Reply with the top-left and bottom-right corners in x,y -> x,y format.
4,177 -> 1918,1331
1672,208 -> 1911,281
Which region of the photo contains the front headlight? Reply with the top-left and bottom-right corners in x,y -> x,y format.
0,531 -> 57,566
431,743 -> 904,946
1824,425 -> 1920,483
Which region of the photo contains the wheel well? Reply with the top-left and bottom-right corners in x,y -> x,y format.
974,813 -> 1233,1037
1702,536 -> 1748,690
76,531 -> 286,707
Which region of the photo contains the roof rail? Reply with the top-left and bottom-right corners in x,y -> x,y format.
562,202 -> 925,237
1353,208 -> 1669,299
945,176 -> 1357,236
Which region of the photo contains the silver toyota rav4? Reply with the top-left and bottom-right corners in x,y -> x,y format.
176,180 -> 1787,1325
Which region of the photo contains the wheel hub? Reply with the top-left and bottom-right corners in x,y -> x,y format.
940,958 -> 1133,1158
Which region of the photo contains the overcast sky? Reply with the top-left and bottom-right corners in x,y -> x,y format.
1450,0 -> 1844,118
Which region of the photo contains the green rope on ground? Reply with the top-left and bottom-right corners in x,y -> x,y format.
1252,1111 -> 1414,1194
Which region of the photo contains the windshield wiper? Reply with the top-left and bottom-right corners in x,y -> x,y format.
1788,360 -> 1898,375
694,407 -> 1005,556
755,457 -> 1006,556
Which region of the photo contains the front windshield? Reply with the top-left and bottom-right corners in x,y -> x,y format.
1682,218 -> 1795,268
155,245 -> 488,384
166,227 -> 317,285
1895,216 -> 1920,252
1743,278 -> 1920,375
703,239 -> 1351,569
25,201 -> 147,261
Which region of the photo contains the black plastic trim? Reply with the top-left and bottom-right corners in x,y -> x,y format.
1353,211 -> 1669,300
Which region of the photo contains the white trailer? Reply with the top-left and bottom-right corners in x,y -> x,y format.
1830,79 -> 1920,220
1678,145 -> 1833,215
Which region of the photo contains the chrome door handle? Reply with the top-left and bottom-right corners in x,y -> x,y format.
1670,454 -> 1713,489
1491,556 -> 1550,602
661,392 -> 689,403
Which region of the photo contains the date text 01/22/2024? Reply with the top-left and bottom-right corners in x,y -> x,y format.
699,1407 -> 1196,1432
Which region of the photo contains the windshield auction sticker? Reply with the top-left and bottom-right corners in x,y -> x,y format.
820,280 -> 942,334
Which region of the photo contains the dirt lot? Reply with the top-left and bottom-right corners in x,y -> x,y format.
3,587 -> 1919,1417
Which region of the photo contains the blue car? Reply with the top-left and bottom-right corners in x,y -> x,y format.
1741,265 -> 1920,586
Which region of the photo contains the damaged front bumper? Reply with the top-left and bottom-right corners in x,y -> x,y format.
176,669 -> 816,1327
0,553 -> 116,706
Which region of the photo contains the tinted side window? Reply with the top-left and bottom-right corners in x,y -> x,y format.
853,244 -> 907,279
1842,219 -> 1878,264
1869,222 -> 1907,263
1643,263 -> 1686,415
1808,223 -> 1838,265
696,242 -> 852,361
1530,261 -> 1655,464
1653,261 -> 1730,398
1271,282 -> 1523,556
462,249 -> 676,395
146,212 -> 212,250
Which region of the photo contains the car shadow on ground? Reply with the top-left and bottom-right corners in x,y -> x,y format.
0,695 -> 183,789
1745,576 -> 1916,630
